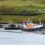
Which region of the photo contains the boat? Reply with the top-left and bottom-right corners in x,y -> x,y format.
0,25 -> 3,28
21,20 -> 43,31
4,23 -> 21,30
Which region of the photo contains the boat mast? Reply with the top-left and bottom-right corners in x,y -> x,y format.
39,19 -> 41,25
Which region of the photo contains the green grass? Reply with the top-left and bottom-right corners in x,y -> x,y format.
0,15 -> 45,23
0,0 -> 45,15
1,0 -> 45,9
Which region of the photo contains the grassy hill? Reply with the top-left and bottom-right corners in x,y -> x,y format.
0,0 -> 45,15
0,0 -> 45,23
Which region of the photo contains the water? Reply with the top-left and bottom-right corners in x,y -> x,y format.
0,27 -> 45,34
0,27 -> 45,45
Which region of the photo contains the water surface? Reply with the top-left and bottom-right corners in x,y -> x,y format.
0,28 -> 45,45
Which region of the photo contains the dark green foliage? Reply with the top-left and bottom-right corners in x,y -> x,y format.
0,5 -> 44,16
0,0 -> 5,1
20,9 -> 42,16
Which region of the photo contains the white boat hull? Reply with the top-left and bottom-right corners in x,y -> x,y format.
22,24 -> 43,31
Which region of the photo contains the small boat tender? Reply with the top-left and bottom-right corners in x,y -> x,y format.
4,24 -> 21,30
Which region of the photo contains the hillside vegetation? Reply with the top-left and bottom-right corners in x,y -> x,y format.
0,0 -> 45,23
0,0 -> 45,15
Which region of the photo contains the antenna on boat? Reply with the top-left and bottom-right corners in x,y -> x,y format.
39,19 -> 41,25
